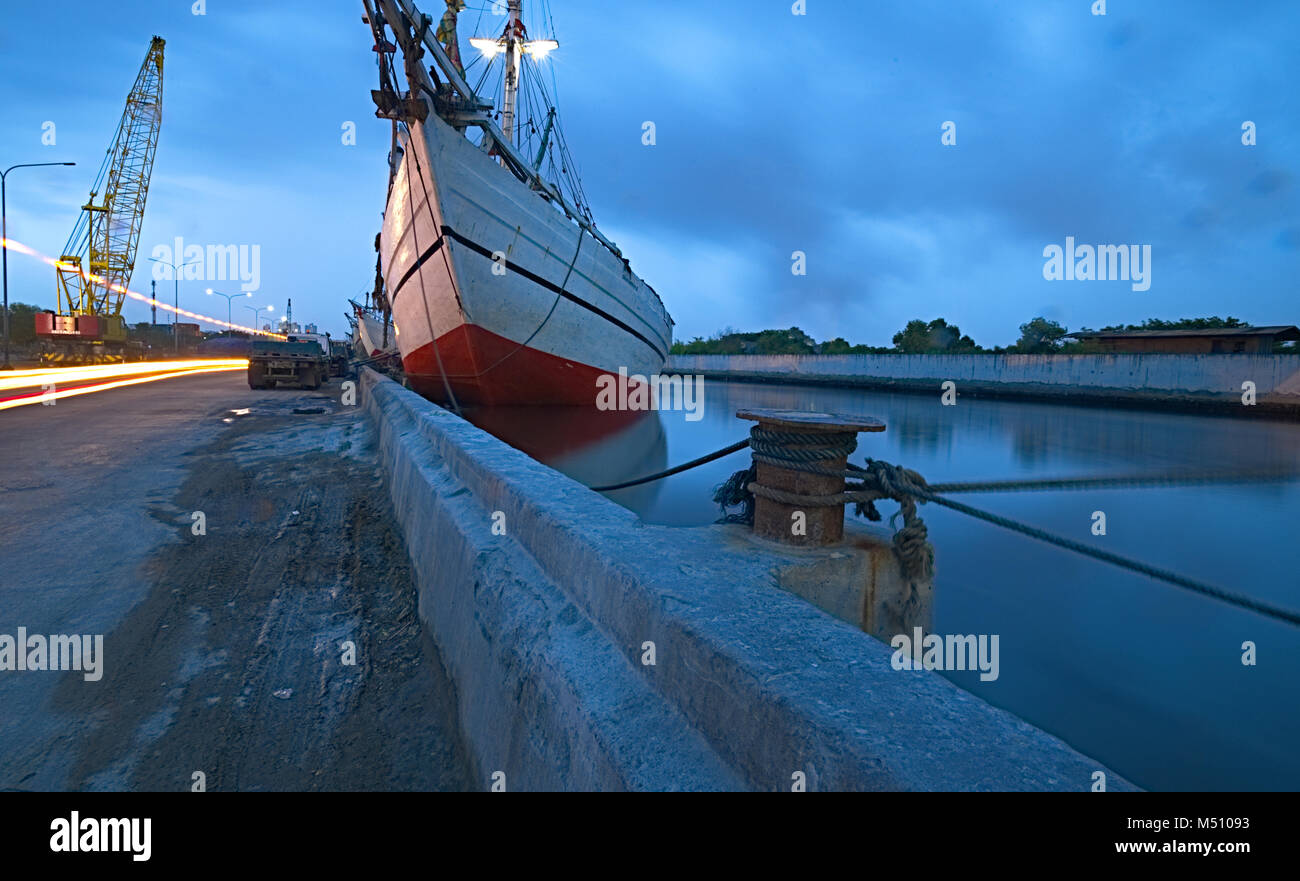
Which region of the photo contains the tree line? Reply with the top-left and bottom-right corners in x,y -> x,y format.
1,303 -> 44,344
670,316 -> 1278,356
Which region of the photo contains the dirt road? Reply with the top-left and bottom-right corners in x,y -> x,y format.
0,370 -> 469,791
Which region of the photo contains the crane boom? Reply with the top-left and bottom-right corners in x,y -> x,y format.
50,36 -> 164,353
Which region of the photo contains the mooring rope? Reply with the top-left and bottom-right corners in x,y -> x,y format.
926,471 -> 1300,494
911,484 -> 1300,628
351,351 -> 401,371
739,458 -> 936,582
590,439 -> 751,492
747,426 -> 858,464
713,461 -> 758,526
589,433 -> 1300,628
725,451 -> 1300,628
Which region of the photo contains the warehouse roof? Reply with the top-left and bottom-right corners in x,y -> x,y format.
1067,325 -> 1300,340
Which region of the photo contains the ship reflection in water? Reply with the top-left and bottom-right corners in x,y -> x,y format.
457,378 -> 1300,793
459,404 -> 668,515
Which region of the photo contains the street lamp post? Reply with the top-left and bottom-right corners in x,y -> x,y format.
148,255 -> 201,354
2,161 -> 76,370
242,303 -> 273,332
206,288 -> 250,330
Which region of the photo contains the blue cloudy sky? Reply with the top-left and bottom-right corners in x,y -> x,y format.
1,0 -> 1296,345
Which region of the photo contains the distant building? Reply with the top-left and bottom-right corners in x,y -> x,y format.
1067,326 -> 1300,354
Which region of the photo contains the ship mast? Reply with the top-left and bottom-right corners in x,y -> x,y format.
501,0 -> 523,149
372,0 -> 618,255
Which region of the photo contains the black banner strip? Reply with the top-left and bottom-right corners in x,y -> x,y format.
390,236 -> 446,305
387,225 -> 666,361
441,225 -> 666,360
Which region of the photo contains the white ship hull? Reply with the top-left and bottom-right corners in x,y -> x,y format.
353,307 -> 396,359
379,111 -> 673,405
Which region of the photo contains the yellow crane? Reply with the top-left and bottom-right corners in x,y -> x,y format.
39,36 -> 164,363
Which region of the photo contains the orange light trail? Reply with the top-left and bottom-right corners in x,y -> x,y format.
0,364 -> 244,411
0,359 -> 249,391
1,236 -> 285,339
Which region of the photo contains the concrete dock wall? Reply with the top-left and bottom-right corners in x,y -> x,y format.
362,369 -> 1136,791
668,353 -> 1300,413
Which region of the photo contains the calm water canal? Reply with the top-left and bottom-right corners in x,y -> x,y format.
464,379 -> 1300,791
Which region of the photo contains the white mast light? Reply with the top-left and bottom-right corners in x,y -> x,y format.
469,37 -> 504,58
524,39 -> 559,59
472,36 -> 555,60
483,1 -> 559,153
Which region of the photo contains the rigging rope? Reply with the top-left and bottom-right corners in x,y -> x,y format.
398,111 -> 462,415
464,228 -> 586,379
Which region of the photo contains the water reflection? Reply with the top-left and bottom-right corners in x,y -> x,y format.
460,404 -> 667,513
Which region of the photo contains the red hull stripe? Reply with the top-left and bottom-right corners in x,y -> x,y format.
404,323 -> 629,406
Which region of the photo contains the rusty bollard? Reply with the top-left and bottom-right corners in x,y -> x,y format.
738,408 -> 886,546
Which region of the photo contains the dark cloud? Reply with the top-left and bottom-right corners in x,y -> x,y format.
1247,170 -> 1291,196
1,0 -> 1295,346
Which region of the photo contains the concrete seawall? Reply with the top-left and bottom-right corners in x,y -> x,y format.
668,353 -> 1300,415
361,369 -> 1137,791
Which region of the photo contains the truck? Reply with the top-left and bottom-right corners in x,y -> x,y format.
328,339 -> 350,377
247,336 -> 330,389
294,332 -> 334,383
